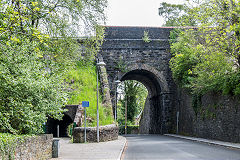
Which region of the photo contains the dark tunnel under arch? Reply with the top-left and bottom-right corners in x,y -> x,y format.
46,114 -> 73,137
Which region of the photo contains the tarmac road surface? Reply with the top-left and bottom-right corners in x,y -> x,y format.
123,135 -> 240,160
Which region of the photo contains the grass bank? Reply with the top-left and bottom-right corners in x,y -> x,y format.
65,61 -> 114,127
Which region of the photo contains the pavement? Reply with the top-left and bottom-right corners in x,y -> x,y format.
51,136 -> 126,160
165,134 -> 240,150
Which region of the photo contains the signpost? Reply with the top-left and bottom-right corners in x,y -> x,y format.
82,101 -> 89,143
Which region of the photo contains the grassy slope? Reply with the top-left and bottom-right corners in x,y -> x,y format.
65,62 -> 114,127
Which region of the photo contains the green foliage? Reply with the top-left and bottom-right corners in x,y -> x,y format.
142,31 -> 151,43
64,61 -> 114,127
118,125 -> 139,135
0,133 -> 34,160
67,123 -> 74,137
115,58 -> 128,73
0,40 -> 67,134
0,0 -> 106,38
159,1 -> 200,26
199,104 -> 217,120
192,94 -> 202,115
170,30 -> 200,88
169,28 -> 182,44
159,2 -> 186,26
118,80 -> 148,125
0,0 -> 107,134
169,0 -> 240,96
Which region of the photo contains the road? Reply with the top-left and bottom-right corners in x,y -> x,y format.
123,135 -> 240,160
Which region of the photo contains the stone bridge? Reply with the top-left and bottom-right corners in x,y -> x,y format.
99,26 -> 177,134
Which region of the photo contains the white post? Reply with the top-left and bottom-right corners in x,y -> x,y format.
115,80 -> 121,122
97,67 -> 99,143
57,125 -> 59,138
85,107 -> 87,143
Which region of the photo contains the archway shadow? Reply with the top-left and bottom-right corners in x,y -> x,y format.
46,114 -> 73,137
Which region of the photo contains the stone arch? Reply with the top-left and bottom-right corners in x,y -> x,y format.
119,64 -> 169,93
115,64 -> 171,134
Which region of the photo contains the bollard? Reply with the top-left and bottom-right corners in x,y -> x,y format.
57,125 -> 59,138
52,138 -> 60,158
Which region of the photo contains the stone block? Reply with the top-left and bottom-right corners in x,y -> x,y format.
73,124 -> 118,143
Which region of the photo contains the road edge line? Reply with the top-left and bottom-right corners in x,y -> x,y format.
117,136 -> 127,160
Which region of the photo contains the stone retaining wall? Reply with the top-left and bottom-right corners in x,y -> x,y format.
178,90 -> 240,143
73,124 -> 118,143
0,134 -> 53,160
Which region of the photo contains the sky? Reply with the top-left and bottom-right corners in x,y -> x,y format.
105,0 -> 186,27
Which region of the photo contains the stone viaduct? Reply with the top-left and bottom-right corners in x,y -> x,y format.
45,26 -> 240,143
99,26 -> 177,134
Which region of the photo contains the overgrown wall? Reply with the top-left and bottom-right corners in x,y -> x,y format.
178,90 -> 240,143
0,134 -> 53,160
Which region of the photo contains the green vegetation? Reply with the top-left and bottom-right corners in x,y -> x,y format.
0,0 -> 107,135
65,61 -> 114,127
115,58 -> 128,73
160,0 -> 240,96
142,31 -> 151,43
0,133 -> 34,159
159,2 -> 188,26
119,125 -> 139,134
117,80 -> 148,126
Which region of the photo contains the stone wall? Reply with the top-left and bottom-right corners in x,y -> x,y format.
73,124 -> 118,143
139,96 -> 151,134
178,90 -> 240,143
0,134 -> 53,160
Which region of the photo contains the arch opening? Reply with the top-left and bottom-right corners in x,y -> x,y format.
119,69 -> 164,134
116,80 -> 148,132
46,114 -> 73,137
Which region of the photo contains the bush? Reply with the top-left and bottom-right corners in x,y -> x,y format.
0,133 -> 33,160
169,0 -> 240,96
0,40 -> 67,134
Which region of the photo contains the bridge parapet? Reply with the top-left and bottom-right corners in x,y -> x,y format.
102,26 -> 172,50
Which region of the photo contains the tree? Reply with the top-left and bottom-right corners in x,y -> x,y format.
158,1 -> 201,26
118,80 -> 148,124
0,0 -> 107,134
169,0 -> 240,95
159,2 -> 186,26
